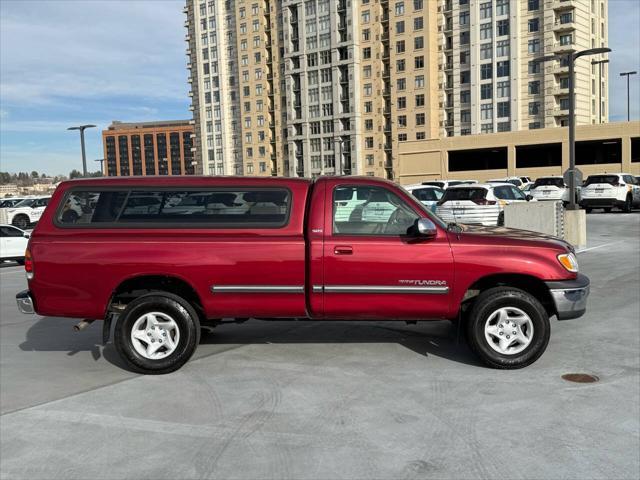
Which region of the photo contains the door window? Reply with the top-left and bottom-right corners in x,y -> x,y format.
333,186 -> 419,235
0,226 -> 24,237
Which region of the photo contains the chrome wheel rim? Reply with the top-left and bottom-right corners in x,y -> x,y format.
484,307 -> 534,355
130,312 -> 180,360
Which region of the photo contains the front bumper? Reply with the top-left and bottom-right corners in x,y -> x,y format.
546,274 -> 590,320
16,290 -> 35,314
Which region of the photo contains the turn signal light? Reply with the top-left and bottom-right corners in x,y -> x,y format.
557,252 -> 579,273
472,199 -> 497,205
24,249 -> 34,280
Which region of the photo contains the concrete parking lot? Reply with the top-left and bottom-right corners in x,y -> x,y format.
1,213 -> 638,480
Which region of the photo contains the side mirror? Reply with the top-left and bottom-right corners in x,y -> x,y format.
24,233 -> 30,238
416,218 -> 437,239
526,194 -> 533,201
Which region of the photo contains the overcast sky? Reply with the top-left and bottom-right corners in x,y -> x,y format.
1,0 -> 639,175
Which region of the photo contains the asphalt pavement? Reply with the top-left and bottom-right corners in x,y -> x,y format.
1,213 -> 638,480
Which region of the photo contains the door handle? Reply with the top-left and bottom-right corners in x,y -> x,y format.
334,245 -> 353,255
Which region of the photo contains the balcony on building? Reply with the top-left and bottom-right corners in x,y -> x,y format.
553,0 -> 578,10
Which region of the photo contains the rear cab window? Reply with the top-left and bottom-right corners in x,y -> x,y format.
584,175 -> 619,186
441,188 -> 488,202
56,188 -> 292,228
533,178 -> 564,188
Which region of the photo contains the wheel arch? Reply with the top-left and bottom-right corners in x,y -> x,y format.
459,273 -> 555,318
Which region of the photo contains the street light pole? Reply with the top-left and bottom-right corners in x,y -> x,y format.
591,59 -> 609,123
535,47 -> 611,210
94,158 -> 105,176
620,71 -> 637,121
67,124 -> 96,176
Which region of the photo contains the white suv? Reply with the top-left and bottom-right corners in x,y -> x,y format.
579,173 -> 640,213
436,183 -> 531,226
3,196 -> 50,229
529,176 -> 580,205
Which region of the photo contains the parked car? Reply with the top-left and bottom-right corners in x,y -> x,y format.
579,173 -> 640,213
520,176 -> 533,188
0,224 -> 29,264
16,176 -> 589,373
421,180 -> 466,189
3,196 -> 50,229
529,176 -> 580,205
403,184 -> 445,213
488,177 -> 526,189
436,183 -> 532,226
0,197 -> 30,208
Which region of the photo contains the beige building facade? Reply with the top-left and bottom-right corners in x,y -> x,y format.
397,121 -> 640,184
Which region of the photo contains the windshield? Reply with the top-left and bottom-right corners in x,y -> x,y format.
411,188 -> 444,202
0,199 -> 20,207
441,188 -> 487,202
13,199 -> 35,207
584,175 -> 619,186
533,178 -> 564,188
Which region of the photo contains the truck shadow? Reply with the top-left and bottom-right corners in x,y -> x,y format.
19,318 -> 483,370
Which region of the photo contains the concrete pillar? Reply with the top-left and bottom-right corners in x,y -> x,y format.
621,135 -> 632,172
507,144 -> 516,176
564,209 -> 587,249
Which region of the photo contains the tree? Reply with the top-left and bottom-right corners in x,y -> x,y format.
69,169 -> 83,179
31,171 -> 39,178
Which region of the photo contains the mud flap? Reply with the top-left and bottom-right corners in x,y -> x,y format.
102,314 -> 116,345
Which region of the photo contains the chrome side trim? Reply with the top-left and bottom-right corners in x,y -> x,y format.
312,285 -> 324,293
210,285 -> 304,294
323,285 -> 449,294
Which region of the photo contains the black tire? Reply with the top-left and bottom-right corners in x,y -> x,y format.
12,215 -> 29,230
114,292 -> 201,374
466,287 -> 550,369
584,207 -> 592,213
604,207 -> 612,213
497,211 -> 504,226
623,195 -> 632,213
15,258 -> 25,266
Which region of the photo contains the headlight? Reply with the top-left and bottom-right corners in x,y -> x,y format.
557,252 -> 579,273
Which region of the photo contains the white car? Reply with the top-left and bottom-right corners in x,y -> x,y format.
0,197 -> 30,208
421,180 -> 469,189
436,183 -> 531,226
519,176 -> 534,189
0,224 -> 29,264
403,184 -> 445,213
3,196 -> 50,229
488,177 -> 526,189
580,173 -> 640,213
529,176 -> 580,205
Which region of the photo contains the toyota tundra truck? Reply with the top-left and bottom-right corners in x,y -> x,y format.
15,176 -> 590,374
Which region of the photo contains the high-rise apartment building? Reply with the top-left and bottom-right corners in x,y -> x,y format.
185,0 -> 607,178
440,0 -> 608,137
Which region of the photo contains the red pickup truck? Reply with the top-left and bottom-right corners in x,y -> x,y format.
16,176 -> 589,373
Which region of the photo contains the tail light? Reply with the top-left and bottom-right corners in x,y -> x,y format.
24,249 -> 34,280
472,199 -> 496,205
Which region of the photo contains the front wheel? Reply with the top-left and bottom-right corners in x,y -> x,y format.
114,292 -> 201,374
466,287 -> 550,369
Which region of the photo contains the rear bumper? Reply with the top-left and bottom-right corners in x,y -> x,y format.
546,274 -> 590,320
16,290 -> 35,314
580,198 -> 623,208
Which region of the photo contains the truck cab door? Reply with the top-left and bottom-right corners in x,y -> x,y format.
319,181 -> 454,320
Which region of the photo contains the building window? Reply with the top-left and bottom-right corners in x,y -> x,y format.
528,18 -> 539,32
460,90 -> 470,103
529,101 -> 541,115
416,113 -> 425,125
480,2 -> 492,19
528,0 -> 539,11
560,34 -> 573,46
497,81 -> 510,98
497,101 -> 510,118
397,59 -> 405,71
528,80 -> 540,94
497,20 -> 509,36
480,63 -> 492,80
398,133 -> 407,141
415,56 -> 424,68
497,122 -> 510,132
460,31 -> 470,45
397,115 -> 407,127
415,94 -> 425,106
459,11 -> 469,26
414,36 -> 424,49
461,109 -> 471,122
460,70 -> 471,84
480,23 -> 492,40
480,43 -> 492,60
396,40 -> 405,53
528,39 -> 540,54
529,60 -> 541,74
496,40 -> 509,57
398,97 -> 406,109
395,2 -> 405,15
497,60 -> 510,77
397,78 -> 406,90
396,20 -> 405,33
481,83 -> 492,99
481,123 -> 493,133
496,0 -> 509,15
416,132 -> 426,140
529,122 -> 541,130
481,104 -> 493,120
414,17 -> 423,30
415,75 -> 425,88
560,97 -> 570,110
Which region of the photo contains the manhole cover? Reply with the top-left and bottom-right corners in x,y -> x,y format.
562,373 -> 599,383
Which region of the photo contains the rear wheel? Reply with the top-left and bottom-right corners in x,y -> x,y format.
466,287 -> 550,369
604,207 -> 612,213
584,207 -> 592,213
114,292 -> 201,374
497,211 -> 504,226
12,215 -> 29,230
